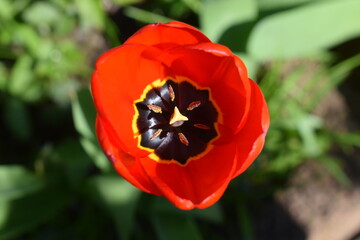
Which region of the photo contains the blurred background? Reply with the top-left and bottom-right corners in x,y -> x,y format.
1,0 -> 360,239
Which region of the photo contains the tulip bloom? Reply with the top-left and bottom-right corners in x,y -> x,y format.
92,21 -> 269,210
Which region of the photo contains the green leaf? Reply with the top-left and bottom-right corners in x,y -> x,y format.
152,197 -> 223,224
296,114 -> 323,157
0,0 -> 14,20
190,203 -> 224,224
10,0 -> 30,15
319,156 -> 351,187
248,0 -> 360,59
48,79 -> 81,105
88,175 -> 141,240
3,98 -> 32,141
72,88 -> 111,171
236,53 -> 258,79
256,0 -> 316,11
75,0 -> 106,30
258,61 -> 283,102
8,55 -> 33,94
0,63 -> 6,90
305,53 -> 360,111
53,138 -> 93,186
0,184 -> 69,239
181,0 -> 201,13
12,23 -> 42,57
334,132 -> 360,148
153,212 -> 203,240
150,198 -> 206,240
55,40 -> 88,76
237,201 -> 254,240
0,165 -> 44,201
80,137 -> 111,172
111,0 -> 143,6
72,88 -> 96,140
200,0 -> 257,42
8,54 -> 42,102
123,6 -> 174,23
218,21 -> 256,52
267,151 -> 303,173
23,2 -> 62,29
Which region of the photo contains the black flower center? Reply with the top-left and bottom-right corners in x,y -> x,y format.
133,79 -> 219,165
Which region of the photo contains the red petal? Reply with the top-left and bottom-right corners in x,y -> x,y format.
92,44 -> 167,156
139,143 -> 238,209
124,21 -> 210,48
232,79 -> 270,178
96,116 -> 162,195
157,43 -> 252,137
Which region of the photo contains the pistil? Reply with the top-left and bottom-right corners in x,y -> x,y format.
169,106 -> 188,127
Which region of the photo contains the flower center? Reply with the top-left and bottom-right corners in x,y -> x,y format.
133,79 -> 219,165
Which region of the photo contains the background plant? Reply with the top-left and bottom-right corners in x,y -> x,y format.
1,0 -> 360,239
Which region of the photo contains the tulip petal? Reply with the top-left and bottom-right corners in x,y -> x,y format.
92,44 -> 168,156
232,79 -> 270,178
96,116 -> 162,195
139,142 -> 238,209
125,21 -> 211,48
91,21 -> 269,210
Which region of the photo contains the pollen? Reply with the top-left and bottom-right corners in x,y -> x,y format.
194,123 -> 210,130
147,104 -> 162,113
178,132 -> 189,146
168,84 -> 175,101
150,129 -> 162,140
187,101 -> 201,111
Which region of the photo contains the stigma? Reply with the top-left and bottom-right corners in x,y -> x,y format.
169,107 -> 188,127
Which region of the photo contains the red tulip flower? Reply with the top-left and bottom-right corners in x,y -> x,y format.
91,21 -> 269,210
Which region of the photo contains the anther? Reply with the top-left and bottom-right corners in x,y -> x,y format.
194,124 -> 210,130
147,104 -> 162,113
168,84 -> 175,101
187,101 -> 201,110
150,129 -> 162,140
178,132 -> 189,146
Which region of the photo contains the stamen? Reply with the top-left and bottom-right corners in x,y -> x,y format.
178,132 -> 189,146
187,101 -> 201,111
169,107 -> 188,126
194,124 -> 210,130
168,84 -> 175,101
150,129 -> 162,140
147,104 -> 162,113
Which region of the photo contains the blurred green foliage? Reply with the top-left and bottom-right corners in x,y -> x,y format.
1,0 -> 360,239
